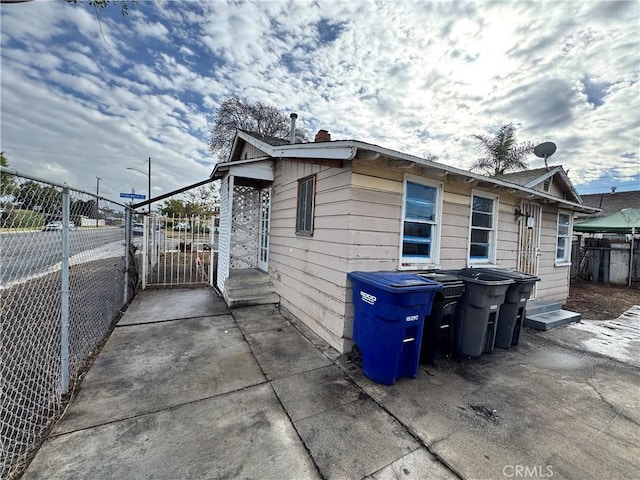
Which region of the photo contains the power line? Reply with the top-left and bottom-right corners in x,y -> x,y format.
3,145 -> 142,161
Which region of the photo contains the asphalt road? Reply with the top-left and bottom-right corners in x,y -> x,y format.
0,227 -> 126,285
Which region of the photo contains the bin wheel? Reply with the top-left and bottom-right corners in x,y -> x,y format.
350,344 -> 363,368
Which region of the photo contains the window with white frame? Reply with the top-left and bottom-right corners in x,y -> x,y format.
296,175 -> 315,236
556,211 -> 572,263
468,192 -> 498,264
400,176 -> 442,267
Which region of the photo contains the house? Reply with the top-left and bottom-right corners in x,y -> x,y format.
210,127 -> 599,353
579,190 -> 640,217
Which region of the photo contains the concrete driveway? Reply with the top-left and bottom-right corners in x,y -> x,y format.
23,289 -> 640,480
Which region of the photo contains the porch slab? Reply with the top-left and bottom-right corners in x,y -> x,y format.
369,447 -> 458,480
119,288 -> 228,325
244,324 -> 332,381
231,304 -> 289,334
340,335 -> 640,480
525,308 -> 581,330
271,364 -> 361,422
53,316 -> 265,434
25,384 -> 319,480
294,396 -> 419,480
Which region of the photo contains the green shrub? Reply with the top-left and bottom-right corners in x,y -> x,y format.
1,209 -> 45,229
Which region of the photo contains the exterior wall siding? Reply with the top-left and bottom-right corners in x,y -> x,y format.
239,143 -> 269,160
266,157 -> 574,353
269,159 -> 353,352
535,204 -> 571,303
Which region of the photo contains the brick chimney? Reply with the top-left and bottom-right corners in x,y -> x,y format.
315,129 -> 331,142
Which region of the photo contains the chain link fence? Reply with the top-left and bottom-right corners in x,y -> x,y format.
0,168 -> 138,479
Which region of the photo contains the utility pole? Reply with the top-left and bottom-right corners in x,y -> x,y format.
96,176 -> 101,227
148,157 -> 152,216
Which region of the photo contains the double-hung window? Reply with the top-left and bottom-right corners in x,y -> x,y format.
468,192 -> 498,264
296,175 -> 315,236
400,176 -> 442,268
556,211 -> 572,264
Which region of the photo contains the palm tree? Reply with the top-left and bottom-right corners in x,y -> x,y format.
470,123 -> 534,176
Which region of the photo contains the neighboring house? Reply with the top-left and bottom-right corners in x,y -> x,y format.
211,129 -> 599,353
579,190 -> 640,217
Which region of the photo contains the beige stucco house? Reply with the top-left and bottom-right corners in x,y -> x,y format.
211,129 -> 599,353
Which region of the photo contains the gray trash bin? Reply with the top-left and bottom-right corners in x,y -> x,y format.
449,270 -> 514,357
466,269 -> 540,348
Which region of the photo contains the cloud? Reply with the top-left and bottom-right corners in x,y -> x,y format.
0,0 -> 637,202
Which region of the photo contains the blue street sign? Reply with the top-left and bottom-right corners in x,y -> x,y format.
120,193 -> 146,199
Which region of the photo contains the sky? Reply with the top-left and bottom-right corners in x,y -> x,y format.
1,0 -> 638,209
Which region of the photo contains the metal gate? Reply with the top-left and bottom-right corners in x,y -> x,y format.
141,215 -> 217,288
517,202 -> 542,298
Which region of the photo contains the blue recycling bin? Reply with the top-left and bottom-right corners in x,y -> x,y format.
348,271 -> 442,385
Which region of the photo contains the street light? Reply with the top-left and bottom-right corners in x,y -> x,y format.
127,157 -> 151,215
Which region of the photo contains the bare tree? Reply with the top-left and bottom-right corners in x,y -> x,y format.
208,96 -> 290,161
470,123 -> 534,176
1,0 -> 136,15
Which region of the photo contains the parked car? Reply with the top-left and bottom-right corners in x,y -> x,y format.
173,222 -> 191,231
132,223 -> 144,236
43,221 -> 75,231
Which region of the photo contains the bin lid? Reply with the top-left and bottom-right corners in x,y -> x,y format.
458,268 -> 539,283
451,269 -> 515,286
348,271 -> 442,292
417,272 -> 464,285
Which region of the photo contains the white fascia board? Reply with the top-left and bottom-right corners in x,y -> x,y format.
237,131 -> 279,156
210,157 -> 272,179
523,167 -> 561,188
271,145 -> 358,159
228,160 -> 274,181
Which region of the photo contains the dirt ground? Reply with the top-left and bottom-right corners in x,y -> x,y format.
564,280 -> 640,320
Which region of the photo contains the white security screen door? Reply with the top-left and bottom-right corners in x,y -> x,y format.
517,202 -> 542,297
257,188 -> 271,272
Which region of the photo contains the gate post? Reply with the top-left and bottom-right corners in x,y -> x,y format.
142,215 -> 148,290
124,208 -> 132,303
60,186 -> 70,396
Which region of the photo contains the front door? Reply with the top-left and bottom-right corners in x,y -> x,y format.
517,202 -> 542,297
257,188 -> 271,272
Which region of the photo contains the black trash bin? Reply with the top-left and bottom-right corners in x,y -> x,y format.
348,271 -> 442,385
466,269 -> 540,348
417,273 -> 465,364
448,270 -> 514,357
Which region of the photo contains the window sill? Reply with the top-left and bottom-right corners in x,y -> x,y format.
467,262 -> 498,269
398,263 -> 441,271
555,261 -> 572,267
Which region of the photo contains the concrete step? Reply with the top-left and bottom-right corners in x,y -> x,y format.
225,270 -> 270,288
225,291 -> 280,309
525,301 -> 562,316
524,309 -> 581,331
226,283 -> 275,298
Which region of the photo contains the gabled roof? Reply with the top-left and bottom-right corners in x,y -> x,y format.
580,191 -> 640,216
494,166 -> 582,204
213,131 -> 600,214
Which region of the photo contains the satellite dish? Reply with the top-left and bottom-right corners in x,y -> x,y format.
533,141 -> 556,170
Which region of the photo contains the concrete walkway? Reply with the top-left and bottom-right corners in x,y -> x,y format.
24,289 -> 640,480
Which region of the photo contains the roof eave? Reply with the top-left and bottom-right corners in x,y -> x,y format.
236,132 -> 599,213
